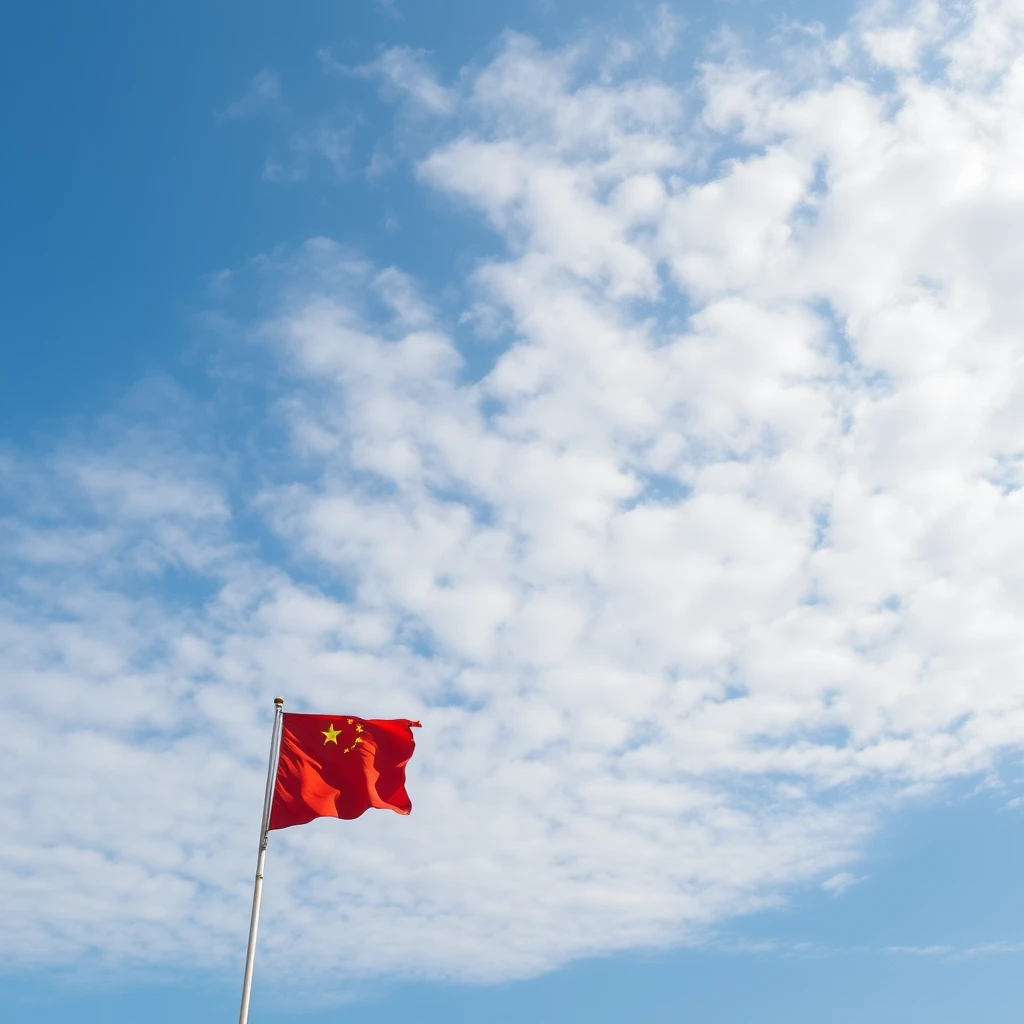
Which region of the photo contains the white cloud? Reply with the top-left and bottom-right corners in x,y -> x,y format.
262,123 -> 354,183
351,45 -> 455,115
221,69 -> 287,120
648,3 -> 687,60
220,65 -> 355,181
821,871 -> 869,896
6,0 -> 1024,995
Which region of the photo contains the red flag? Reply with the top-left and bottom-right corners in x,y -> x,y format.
269,714 -> 420,830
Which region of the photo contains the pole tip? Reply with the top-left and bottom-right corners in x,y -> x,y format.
274,697 -> 284,706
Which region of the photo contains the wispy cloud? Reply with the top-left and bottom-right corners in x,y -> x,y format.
647,2 -> 686,59
220,69 -> 288,120
884,941 -> 1024,961
376,0 -> 403,22
721,938 -> 1024,960
263,123 -> 354,182
326,45 -> 455,115
821,872 -> 869,897
220,67 -> 354,180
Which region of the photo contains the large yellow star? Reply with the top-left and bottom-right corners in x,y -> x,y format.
322,723 -> 341,745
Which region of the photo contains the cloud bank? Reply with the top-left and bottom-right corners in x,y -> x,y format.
5,0 -> 1024,988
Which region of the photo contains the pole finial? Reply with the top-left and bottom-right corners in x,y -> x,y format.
273,697 -> 284,706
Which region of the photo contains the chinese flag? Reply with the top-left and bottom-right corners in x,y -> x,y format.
269,714 -> 420,830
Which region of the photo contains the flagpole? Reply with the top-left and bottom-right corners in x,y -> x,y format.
238,696 -> 285,1024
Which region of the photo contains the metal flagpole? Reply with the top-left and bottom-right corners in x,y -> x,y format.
238,696 -> 285,1024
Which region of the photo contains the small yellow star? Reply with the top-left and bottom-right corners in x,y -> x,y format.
355,724 -> 363,733
322,723 -> 341,745
347,718 -> 354,724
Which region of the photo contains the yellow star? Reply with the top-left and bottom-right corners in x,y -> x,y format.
355,724 -> 363,733
322,723 -> 341,745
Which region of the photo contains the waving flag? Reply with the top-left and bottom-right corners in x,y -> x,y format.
269,714 -> 421,830
236,702 -> 420,1024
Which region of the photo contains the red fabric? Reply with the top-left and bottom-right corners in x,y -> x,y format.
269,714 -> 420,830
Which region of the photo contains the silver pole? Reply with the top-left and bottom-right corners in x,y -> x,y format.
238,697 -> 285,1024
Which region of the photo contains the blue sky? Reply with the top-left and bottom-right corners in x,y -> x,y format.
6,0 -> 1024,1021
